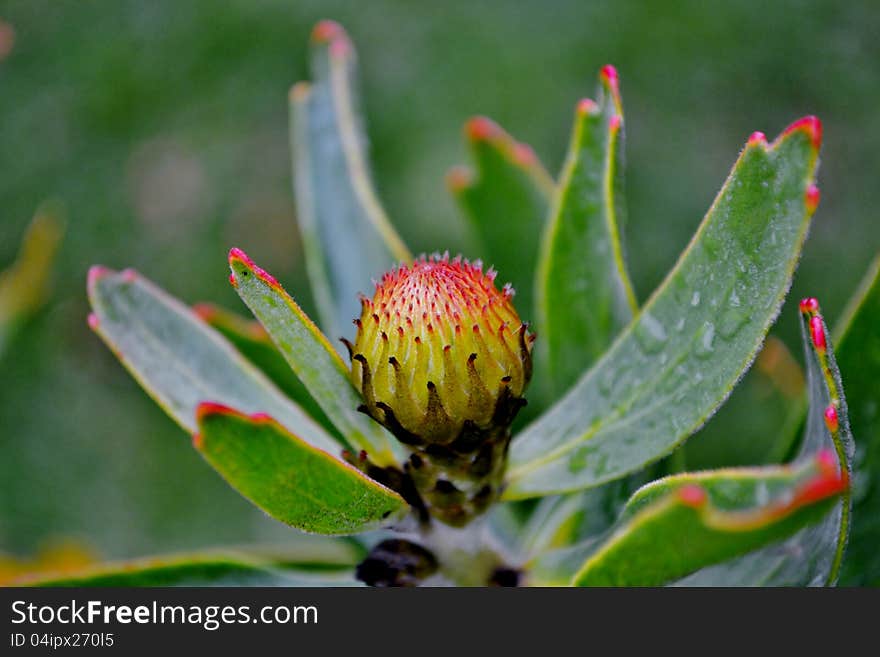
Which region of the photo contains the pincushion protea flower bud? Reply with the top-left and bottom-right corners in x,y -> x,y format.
350,253 -> 533,444
346,253 -> 534,526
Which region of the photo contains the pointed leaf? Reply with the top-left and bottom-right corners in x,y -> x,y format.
290,21 -> 411,341
192,302 -> 341,440
194,403 -> 408,535
506,118 -> 822,499
0,203 -> 64,354
567,453 -> 845,586
15,542 -> 362,587
87,267 -> 338,453
228,248 -> 399,465
448,116 -> 554,318
836,254 -> 880,585
677,297 -> 854,586
536,66 -> 637,398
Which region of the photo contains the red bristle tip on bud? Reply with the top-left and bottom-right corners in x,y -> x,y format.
810,315 -> 826,351
229,272 -> 237,288
823,405 -> 839,433
678,484 -> 708,508
799,297 -> 819,314
805,185 -> 820,213
782,115 -> 822,149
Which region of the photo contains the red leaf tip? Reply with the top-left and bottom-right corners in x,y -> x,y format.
678,484 -> 708,508
311,20 -> 345,44
121,268 -> 137,283
87,265 -> 110,289
747,131 -> 767,147
805,185 -> 820,213
810,315 -> 827,352
228,247 -> 252,266
797,452 -> 846,504
799,297 -> 819,314
465,116 -> 500,142
192,433 -> 203,449
227,248 -> 282,291
823,405 -> 839,433
195,401 -> 237,424
599,64 -> 619,89
87,313 -> 99,331
609,115 -> 622,132
782,115 -> 822,149
577,98 -> 598,115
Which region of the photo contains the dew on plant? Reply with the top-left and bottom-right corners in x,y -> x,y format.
37,16 -> 868,589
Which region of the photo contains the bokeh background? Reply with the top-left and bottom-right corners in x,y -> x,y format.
2,0 -> 878,562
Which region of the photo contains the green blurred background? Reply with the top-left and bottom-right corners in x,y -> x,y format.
1,0 -> 878,560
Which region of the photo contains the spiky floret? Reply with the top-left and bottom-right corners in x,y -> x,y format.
349,253 -> 534,446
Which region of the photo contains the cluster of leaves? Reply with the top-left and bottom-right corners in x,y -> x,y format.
13,21 -> 878,587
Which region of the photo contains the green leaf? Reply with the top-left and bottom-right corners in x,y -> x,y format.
194,403 -> 408,535
837,254 -> 880,585
535,66 -> 637,398
676,297 -> 855,586
228,248 -> 399,465
448,116 -> 554,320
290,21 -> 411,342
192,302 -> 341,441
0,203 -> 64,354
684,335 -> 806,469
506,118 -> 822,499
568,454 -> 845,586
87,267 -> 338,453
16,542 -> 363,587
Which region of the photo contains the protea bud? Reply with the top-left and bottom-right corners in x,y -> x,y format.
347,253 -> 534,526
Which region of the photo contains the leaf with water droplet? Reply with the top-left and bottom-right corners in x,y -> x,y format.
676,297 -> 854,586
536,454 -> 846,586
506,118 -> 822,499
